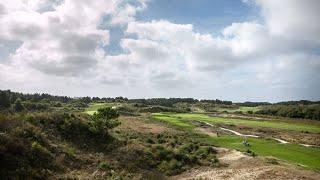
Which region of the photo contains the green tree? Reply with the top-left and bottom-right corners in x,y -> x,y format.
0,91 -> 11,109
88,107 -> 120,135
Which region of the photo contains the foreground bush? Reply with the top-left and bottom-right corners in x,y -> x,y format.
0,109 -> 121,178
114,131 -> 219,176
0,116 -> 60,178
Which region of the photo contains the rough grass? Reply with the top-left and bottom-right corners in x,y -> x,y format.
153,113 -> 320,133
207,136 -> 320,170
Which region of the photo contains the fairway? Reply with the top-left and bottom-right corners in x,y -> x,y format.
153,113 -> 320,133
152,112 -> 320,170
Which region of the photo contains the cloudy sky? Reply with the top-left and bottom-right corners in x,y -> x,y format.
0,0 -> 319,102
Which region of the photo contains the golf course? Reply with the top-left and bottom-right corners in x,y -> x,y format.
152,112 -> 320,170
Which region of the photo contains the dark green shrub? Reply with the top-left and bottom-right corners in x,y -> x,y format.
157,159 -> 183,175
179,143 -> 199,154
99,161 -> 111,170
88,107 -> 120,135
13,98 -> 24,112
246,149 -> 256,157
146,137 -> 155,144
209,155 -> 219,167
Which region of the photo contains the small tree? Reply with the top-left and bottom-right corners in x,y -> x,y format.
88,107 -> 120,136
13,98 -> 24,112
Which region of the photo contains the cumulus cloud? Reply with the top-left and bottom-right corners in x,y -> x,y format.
110,0 -> 149,25
257,0 -> 320,45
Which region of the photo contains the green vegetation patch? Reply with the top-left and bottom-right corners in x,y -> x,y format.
85,103 -> 111,115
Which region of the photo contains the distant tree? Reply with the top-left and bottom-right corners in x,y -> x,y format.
13,98 -> 24,112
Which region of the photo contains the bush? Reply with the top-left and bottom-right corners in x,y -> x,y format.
88,107 -> 120,135
157,159 -> 183,175
246,149 -> 256,157
209,155 -> 219,167
13,98 -> 24,112
0,123 -> 58,178
179,143 -> 199,154
99,161 -> 111,170
23,102 -> 49,111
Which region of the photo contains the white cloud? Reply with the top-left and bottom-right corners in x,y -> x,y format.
257,0 -> 320,45
110,0 -> 150,25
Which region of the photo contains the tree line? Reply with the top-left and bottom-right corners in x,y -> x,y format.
255,105 -> 320,120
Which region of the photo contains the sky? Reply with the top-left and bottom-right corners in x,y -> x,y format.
0,0 -> 319,102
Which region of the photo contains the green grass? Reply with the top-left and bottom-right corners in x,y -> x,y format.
153,113 -> 320,133
151,114 -> 195,130
207,136 -> 320,170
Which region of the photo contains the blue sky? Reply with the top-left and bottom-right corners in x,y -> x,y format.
0,0 -> 319,102
137,0 -> 258,32
106,0 -> 259,55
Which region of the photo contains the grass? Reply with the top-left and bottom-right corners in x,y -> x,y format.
207,136 -> 320,170
153,113 -> 320,133
151,114 -> 195,131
